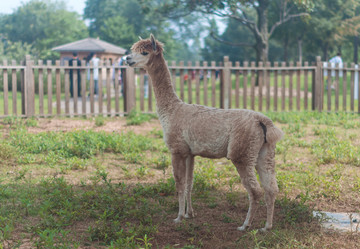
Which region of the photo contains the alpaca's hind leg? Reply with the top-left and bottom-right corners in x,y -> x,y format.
185,155 -> 195,218
255,145 -> 279,232
172,153 -> 187,223
234,161 -> 263,231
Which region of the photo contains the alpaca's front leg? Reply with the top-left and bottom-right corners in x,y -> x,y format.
185,155 -> 195,218
172,153 -> 187,223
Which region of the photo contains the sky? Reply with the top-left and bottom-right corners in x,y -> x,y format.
0,0 -> 86,15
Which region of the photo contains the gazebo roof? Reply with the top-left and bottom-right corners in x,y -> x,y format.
52,38 -> 126,54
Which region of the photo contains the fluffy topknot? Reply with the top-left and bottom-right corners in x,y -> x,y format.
131,35 -> 164,55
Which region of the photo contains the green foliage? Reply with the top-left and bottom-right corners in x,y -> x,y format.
0,142 -> 16,161
126,110 -> 157,126
84,0 -> 181,58
8,129 -> 154,167
35,229 -> 79,249
311,131 -> 360,166
94,116 -> 105,127
0,112 -> 359,247
277,195 -> 315,226
0,0 -> 88,60
100,15 -> 137,49
0,215 -> 14,241
0,40 -> 36,62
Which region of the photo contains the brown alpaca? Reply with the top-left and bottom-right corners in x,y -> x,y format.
127,34 -> 283,231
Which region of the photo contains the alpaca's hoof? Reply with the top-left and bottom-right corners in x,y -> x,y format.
173,217 -> 182,223
237,225 -> 249,231
185,212 -> 195,219
259,227 -> 268,233
259,226 -> 272,233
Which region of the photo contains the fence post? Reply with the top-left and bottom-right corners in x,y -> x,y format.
221,56 -> 231,109
25,55 -> 35,117
124,66 -> 136,113
315,56 -> 323,111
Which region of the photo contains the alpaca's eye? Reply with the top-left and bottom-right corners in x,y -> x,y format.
141,52 -> 149,56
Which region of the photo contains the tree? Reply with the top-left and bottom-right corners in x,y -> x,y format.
0,0 -> 88,60
84,0 -> 121,37
334,1 -> 360,63
144,0 -> 310,62
85,0 -> 181,59
301,0 -> 360,61
100,16 -> 137,49
0,39 -> 36,62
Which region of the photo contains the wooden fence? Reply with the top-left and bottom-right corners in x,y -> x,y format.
0,55 -> 359,118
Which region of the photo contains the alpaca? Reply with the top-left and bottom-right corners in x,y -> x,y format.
126,35 -> 284,231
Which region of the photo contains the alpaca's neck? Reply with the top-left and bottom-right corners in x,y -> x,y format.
146,54 -> 181,114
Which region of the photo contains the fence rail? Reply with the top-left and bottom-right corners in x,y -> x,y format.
0,56 -> 359,118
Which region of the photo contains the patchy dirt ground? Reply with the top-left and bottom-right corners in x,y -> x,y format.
2,116 -> 360,248
27,117 -> 162,135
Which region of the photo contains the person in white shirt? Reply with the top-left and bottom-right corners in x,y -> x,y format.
328,52 -> 343,90
88,53 -> 100,95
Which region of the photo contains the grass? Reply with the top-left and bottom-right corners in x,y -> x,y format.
0,111 -> 359,248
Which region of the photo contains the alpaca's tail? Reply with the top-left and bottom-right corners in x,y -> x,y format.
257,117 -> 284,145
266,125 -> 284,145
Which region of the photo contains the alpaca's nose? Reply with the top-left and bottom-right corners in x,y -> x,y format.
126,55 -> 135,66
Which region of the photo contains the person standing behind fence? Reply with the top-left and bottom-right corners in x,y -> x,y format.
113,50 -> 129,96
120,50 -> 130,96
69,52 -> 81,97
88,52 -> 100,96
328,52 -> 343,90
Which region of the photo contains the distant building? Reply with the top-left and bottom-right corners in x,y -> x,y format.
52,37 -> 127,64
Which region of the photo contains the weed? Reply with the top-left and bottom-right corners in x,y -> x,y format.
126,110 -> 157,126
0,142 -> 16,161
284,123 -> 305,138
312,127 -> 336,137
249,229 -> 267,249
0,216 -> 14,241
277,196 -> 314,226
206,197 -> 218,209
352,178 -> 360,192
14,168 -> 28,181
2,116 -> 20,126
25,118 -> 38,127
133,178 -> 176,197
124,151 -> 144,164
135,165 -> 151,178
225,192 -> 239,207
311,134 -> 360,166
94,116 -> 105,126
35,229 -> 79,248
152,154 -> 171,175
150,128 -> 163,138
65,157 -> 88,170
136,234 -> 153,249
221,213 -> 233,223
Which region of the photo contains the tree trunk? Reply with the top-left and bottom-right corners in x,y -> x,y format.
354,36 -> 358,64
283,34 -> 289,62
256,0 -> 269,63
323,43 -> 328,61
298,39 -> 302,64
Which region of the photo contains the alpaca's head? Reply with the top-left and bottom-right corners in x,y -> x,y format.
126,34 -> 164,68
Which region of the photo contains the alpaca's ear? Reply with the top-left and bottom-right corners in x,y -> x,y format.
150,34 -> 156,51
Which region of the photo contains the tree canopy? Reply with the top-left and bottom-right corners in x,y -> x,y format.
0,0 -> 88,60
0,0 -> 359,63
